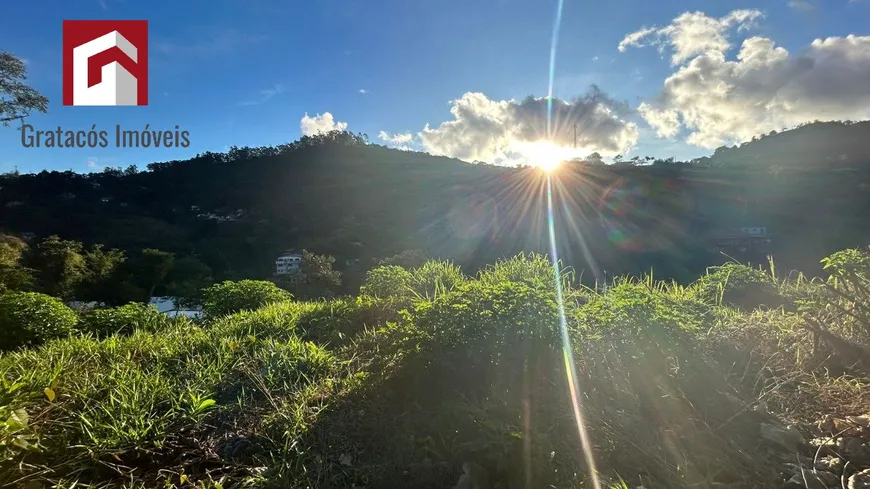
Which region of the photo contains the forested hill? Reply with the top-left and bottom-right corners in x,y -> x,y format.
2,122 -> 870,288
696,120 -> 870,169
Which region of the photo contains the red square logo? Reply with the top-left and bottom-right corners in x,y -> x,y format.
62,20 -> 148,106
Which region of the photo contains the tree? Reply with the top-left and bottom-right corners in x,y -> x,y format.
164,257 -> 213,309
24,235 -> 87,300
78,244 -> 127,303
0,234 -> 35,292
0,52 -> 49,125
585,152 -> 604,165
280,250 -> 342,300
127,249 -> 175,302
378,249 -> 428,269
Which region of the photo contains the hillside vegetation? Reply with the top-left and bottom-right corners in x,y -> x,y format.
2,122 -> 870,290
1,247 -> 869,488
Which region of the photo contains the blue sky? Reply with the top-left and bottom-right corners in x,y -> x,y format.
2,0 -> 869,173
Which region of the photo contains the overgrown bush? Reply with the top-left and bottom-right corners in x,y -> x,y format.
0,310 -> 335,486
202,279 -> 292,318
359,265 -> 413,299
78,302 -> 172,337
0,250 -> 867,489
0,292 -> 78,350
402,280 -> 560,398
207,300 -> 301,342
693,262 -> 782,310
478,253 -> 574,291
360,260 -> 465,302
576,279 -> 713,338
292,296 -> 399,344
408,260 -> 465,298
819,247 -> 870,335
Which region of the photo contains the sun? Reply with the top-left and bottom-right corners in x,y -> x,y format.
537,158 -> 561,172
514,140 -> 575,172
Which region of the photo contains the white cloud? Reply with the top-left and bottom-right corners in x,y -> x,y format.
417,88 -> 638,165
637,33 -> 870,148
87,157 -> 101,169
638,103 -> 680,138
300,112 -> 348,136
378,131 -> 413,145
618,9 -> 763,65
787,1 -> 815,11
618,27 -> 657,53
358,88 -> 367,94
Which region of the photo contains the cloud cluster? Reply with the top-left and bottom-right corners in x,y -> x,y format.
417,87 -> 638,164
378,131 -> 414,150
618,9 -> 763,65
622,10 -> 870,148
300,112 -> 348,136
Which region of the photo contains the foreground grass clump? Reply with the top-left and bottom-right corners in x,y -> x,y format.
0,251 -> 869,488
0,310 -> 336,487
78,303 -> 173,338
693,261 -> 783,310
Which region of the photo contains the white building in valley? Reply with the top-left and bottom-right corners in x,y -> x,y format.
275,251 -> 303,275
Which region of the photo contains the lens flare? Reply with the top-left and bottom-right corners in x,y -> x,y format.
513,140 -> 575,171
543,0 -> 603,487
547,175 -> 602,489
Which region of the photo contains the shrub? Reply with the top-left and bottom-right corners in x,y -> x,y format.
408,260 -> 465,298
693,262 -> 782,310
207,301 -> 301,342
404,280 -> 560,397
0,292 -> 78,350
360,261 -> 465,302
477,253 -> 574,291
79,302 -> 171,337
805,247 -> 870,338
575,280 -> 713,339
293,296 -> 400,343
359,265 -> 413,299
202,279 -> 292,318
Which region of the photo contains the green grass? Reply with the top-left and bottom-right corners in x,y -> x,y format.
1,251 -> 869,488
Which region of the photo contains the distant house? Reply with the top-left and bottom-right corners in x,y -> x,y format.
275,251 -> 303,275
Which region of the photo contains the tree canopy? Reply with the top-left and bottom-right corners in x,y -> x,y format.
0,51 -> 48,125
